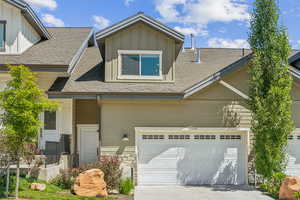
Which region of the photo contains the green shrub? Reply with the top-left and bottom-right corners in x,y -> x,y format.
294,191 -> 300,200
259,172 -> 286,199
98,156 -> 122,191
70,156 -> 122,192
119,178 -> 134,195
50,169 -> 74,189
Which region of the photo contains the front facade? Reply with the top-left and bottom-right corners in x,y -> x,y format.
1,0 -> 300,186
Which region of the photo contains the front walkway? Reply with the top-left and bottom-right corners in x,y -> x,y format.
134,185 -> 274,200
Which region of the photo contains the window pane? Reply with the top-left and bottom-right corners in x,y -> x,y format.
44,111 -> 56,130
122,54 -> 140,75
0,24 -> 4,48
141,55 -> 160,76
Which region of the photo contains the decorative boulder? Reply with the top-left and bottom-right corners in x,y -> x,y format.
279,176 -> 300,200
73,169 -> 108,197
29,183 -> 46,191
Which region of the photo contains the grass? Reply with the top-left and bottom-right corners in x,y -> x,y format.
0,176 -> 115,200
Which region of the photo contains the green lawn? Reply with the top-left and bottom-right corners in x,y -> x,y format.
0,177 -> 114,200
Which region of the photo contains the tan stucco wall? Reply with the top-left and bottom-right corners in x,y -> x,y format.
75,99 -> 98,125
100,99 -> 249,147
97,66 -> 300,148
104,22 -> 176,82
220,67 -> 300,127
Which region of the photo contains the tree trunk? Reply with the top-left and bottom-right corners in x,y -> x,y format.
15,158 -> 20,200
5,163 -> 10,198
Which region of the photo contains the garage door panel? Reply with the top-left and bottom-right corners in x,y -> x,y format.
137,133 -> 246,185
286,136 -> 300,177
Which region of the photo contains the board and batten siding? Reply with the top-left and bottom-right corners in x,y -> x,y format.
0,0 -> 41,54
104,22 -> 176,82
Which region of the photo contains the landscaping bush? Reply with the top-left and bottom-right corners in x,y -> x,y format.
119,178 -> 134,195
50,169 -> 74,189
97,156 -> 122,191
259,172 -> 286,199
65,156 -> 122,192
294,191 -> 300,200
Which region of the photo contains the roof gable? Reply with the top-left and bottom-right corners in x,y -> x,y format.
96,12 -> 185,42
4,0 -> 51,39
183,51 -> 300,98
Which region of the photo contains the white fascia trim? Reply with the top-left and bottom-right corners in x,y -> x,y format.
96,14 -> 184,42
219,80 -> 250,100
135,127 -> 250,134
68,29 -> 94,74
184,74 -> 220,98
290,69 -> 300,80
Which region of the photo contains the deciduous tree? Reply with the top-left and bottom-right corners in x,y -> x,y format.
0,65 -> 57,199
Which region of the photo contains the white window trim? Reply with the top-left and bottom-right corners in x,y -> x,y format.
117,50 -> 163,80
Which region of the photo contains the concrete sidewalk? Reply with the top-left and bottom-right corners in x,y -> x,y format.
134,185 -> 274,200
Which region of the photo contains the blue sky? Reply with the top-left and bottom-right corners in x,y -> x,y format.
25,0 -> 300,49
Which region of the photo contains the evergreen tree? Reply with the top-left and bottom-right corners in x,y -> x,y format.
248,0 -> 293,179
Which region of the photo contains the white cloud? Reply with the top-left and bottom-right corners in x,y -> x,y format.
42,14 -> 65,27
124,0 -> 134,6
174,25 -> 208,36
93,15 -> 110,30
155,0 -> 249,35
155,0 -> 186,22
24,0 -> 57,10
183,0 -> 249,24
208,37 -> 249,48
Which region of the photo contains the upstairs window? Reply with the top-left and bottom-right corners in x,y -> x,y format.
0,21 -> 6,52
118,50 -> 162,80
44,111 -> 56,130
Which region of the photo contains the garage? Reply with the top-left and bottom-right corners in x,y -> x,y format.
136,128 -> 248,186
286,133 -> 300,177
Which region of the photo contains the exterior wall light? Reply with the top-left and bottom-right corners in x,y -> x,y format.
122,134 -> 129,142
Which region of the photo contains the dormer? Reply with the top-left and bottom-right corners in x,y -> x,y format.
0,0 -> 51,54
96,13 -> 184,83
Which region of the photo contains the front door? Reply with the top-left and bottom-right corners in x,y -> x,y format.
78,125 -> 99,164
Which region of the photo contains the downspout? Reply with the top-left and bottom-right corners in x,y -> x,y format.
96,95 -> 103,158
72,98 -> 78,167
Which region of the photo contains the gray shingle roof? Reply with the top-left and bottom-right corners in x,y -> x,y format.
50,47 -> 254,95
0,27 -> 92,68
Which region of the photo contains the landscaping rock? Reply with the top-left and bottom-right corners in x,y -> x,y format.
279,176 -> 300,200
29,183 -> 46,191
73,168 -> 108,197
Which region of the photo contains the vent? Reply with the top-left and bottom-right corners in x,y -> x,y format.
168,135 -> 190,140
220,135 -> 241,140
142,135 -> 164,140
288,135 -> 294,140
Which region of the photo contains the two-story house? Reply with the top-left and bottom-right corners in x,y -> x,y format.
1,0 -> 300,186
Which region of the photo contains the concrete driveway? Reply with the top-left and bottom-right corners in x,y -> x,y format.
134,185 -> 274,200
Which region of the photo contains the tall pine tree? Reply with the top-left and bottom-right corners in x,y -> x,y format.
248,0 -> 293,179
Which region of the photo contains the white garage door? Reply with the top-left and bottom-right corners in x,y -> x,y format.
137,133 -> 247,185
286,134 -> 300,177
